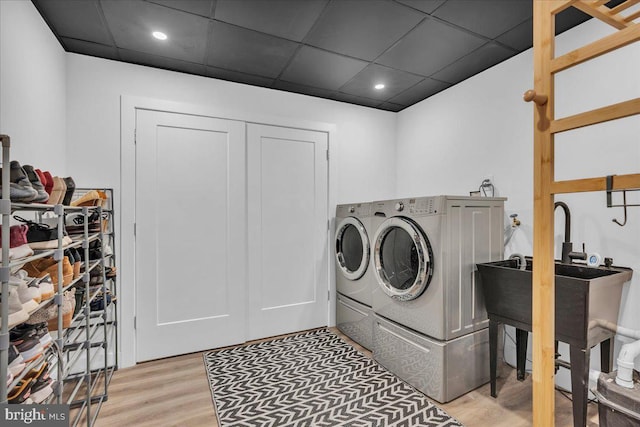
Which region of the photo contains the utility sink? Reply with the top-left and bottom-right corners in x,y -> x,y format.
477,258 -> 633,427
477,258 -> 633,347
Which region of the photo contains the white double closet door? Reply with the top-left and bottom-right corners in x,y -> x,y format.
135,110 -> 328,362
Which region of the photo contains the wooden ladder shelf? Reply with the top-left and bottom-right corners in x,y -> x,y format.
527,0 -> 640,425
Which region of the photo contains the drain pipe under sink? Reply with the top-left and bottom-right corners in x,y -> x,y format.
589,319 -> 640,388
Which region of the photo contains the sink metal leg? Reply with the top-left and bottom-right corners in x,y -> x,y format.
570,345 -> 589,427
489,319 -> 498,398
600,338 -> 613,373
516,329 -> 528,381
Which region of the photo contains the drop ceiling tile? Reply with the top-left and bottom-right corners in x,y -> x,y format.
495,7 -> 602,53
330,93 -> 382,109
273,81 -> 336,98
495,18 -> 532,51
378,102 -> 405,112
339,64 -> 424,101
377,18 -> 486,76
305,0 -> 424,61
62,38 -> 120,61
389,78 -> 450,105
280,46 -> 368,91
101,0 -> 210,63
205,66 -> 275,87
119,49 -> 206,75
214,0 -> 328,41
395,0 -> 446,15
495,8 -> 604,53
431,42 -> 515,84
146,0 -> 215,18
555,6 -> 591,35
432,0 -> 532,39
553,0 -> 624,35
605,0 -> 628,8
206,21 -> 299,78
554,1 -> 624,36
32,0 -> 112,45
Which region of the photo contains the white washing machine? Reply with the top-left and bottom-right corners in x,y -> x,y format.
335,202 -> 374,305
370,195 -> 505,402
335,202 -> 374,349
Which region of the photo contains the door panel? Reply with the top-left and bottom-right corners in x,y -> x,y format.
248,124 -> 328,340
155,126 -> 230,323
136,110 -> 246,361
261,138 -> 316,307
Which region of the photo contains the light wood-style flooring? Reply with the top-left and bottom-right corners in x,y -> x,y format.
96,328 -> 599,427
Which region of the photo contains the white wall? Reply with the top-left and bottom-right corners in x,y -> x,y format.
396,17 -> 640,384
0,0 -> 66,171
65,54 -> 397,204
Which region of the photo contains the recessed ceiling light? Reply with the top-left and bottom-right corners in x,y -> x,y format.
152,31 -> 168,41
374,83 -> 385,90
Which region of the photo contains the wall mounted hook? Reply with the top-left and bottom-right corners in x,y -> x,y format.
606,175 -> 638,227
612,191 -> 628,227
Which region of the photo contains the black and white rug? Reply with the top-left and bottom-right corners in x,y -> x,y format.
203,329 -> 462,427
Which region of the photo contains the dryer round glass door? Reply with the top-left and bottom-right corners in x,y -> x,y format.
373,217 -> 433,300
335,217 -> 370,280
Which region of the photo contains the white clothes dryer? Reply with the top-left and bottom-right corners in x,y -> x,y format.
335,202 -> 375,349
371,195 -> 505,340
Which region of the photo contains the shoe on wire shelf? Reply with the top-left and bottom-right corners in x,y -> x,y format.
0,288 -> 29,329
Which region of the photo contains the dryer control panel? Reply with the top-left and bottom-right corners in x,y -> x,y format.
408,197 -> 442,215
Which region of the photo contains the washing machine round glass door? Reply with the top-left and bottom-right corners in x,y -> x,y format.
335,217 -> 370,280
373,217 -> 433,300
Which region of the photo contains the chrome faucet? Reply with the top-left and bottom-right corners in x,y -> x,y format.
554,201 -> 586,264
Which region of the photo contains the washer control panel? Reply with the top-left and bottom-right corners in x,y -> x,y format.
337,203 -> 372,217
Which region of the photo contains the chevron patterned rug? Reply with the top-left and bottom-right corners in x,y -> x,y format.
203,329 -> 462,427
